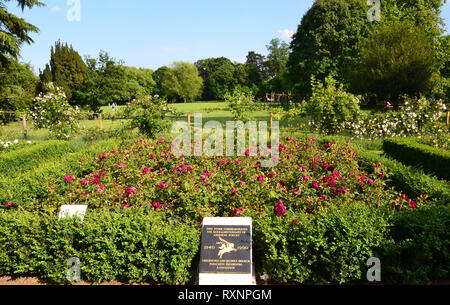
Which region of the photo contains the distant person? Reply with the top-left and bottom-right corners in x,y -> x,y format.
112,103 -> 116,112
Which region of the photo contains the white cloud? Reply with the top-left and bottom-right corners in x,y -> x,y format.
278,29 -> 295,39
51,6 -> 62,13
149,45 -> 190,52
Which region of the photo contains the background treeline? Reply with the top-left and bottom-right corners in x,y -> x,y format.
0,0 -> 449,114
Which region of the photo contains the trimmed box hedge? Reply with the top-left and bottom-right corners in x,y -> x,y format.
0,208 -> 201,284
319,136 -> 450,204
0,141 -> 75,178
383,137 -> 450,181
0,138 -> 121,205
358,150 -> 450,205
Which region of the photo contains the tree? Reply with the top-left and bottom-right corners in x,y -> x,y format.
121,66 -> 156,100
0,0 -> 44,62
287,0 -> 374,96
265,38 -> 290,79
0,59 -> 37,111
160,68 -> 181,101
171,61 -> 203,102
265,38 -> 291,93
153,66 -> 170,96
195,57 -> 236,100
349,21 -> 437,107
245,51 -> 267,85
44,40 -> 87,97
72,51 -> 125,112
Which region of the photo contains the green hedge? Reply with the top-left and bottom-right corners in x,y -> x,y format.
379,204 -> 450,284
252,203 -> 391,284
0,208 -> 201,284
383,137 -> 450,181
319,136 -> 450,204
359,150 -> 450,204
0,138 -> 121,205
0,141 -> 75,178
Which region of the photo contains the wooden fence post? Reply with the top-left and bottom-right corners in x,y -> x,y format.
187,112 -> 191,127
270,112 -> 273,138
22,115 -> 27,138
99,113 -> 103,130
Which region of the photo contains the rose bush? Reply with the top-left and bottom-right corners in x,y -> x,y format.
38,136 -> 429,225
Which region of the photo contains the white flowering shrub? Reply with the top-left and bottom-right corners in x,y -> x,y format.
0,139 -> 32,152
30,83 -> 81,140
348,97 -> 448,139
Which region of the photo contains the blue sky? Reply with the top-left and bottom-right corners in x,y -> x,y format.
6,0 -> 450,74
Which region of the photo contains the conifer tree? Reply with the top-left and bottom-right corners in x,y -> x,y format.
0,0 -> 44,62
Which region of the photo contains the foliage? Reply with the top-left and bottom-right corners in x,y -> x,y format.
0,138 -> 121,205
29,83 -> 81,140
418,133 -> 450,150
379,204 -> 450,284
349,21 -> 438,104
304,76 -> 363,135
252,202 -> 391,284
383,137 -> 450,180
123,95 -> 177,137
0,134 -> 445,284
245,51 -> 268,85
121,66 -> 156,98
224,88 -> 257,123
358,149 -> 450,205
33,137 -> 427,224
0,59 -> 38,111
160,62 -> 203,102
39,40 -> 87,98
0,140 -> 74,178
0,138 -> 32,152
0,208 -> 201,284
0,0 -> 44,62
348,97 -> 447,139
72,51 -> 126,112
287,0 -> 373,96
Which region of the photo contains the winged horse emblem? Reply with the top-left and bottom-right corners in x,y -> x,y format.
216,237 -> 238,259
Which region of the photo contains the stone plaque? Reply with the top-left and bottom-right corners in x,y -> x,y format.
199,225 -> 251,274
198,217 -> 254,285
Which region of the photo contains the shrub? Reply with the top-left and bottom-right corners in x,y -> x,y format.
123,95 -> 177,138
0,208 -> 201,284
358,150 -> 450,204
383,137 -> 450,180
29,83 -> 81,140
305,75 -> 363,135
0,138 -> 34,153
348,97 -> 447,139
379,205 -> 450,284
252,202 -> 391,284
225,88 -> 257,123
45,137 -> 420,220
0,141 -> 74,178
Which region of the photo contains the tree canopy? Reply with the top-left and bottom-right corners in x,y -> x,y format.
287,0 -> 373,96
0,0 -> 44,62
160,61 -> 203,102
0,59 -> 37,111
349,21 -> 437,105
38,40 -> 87,98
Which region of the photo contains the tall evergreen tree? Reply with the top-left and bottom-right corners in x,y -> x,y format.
0,0 -> 44,62
42,40 -> 87,97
